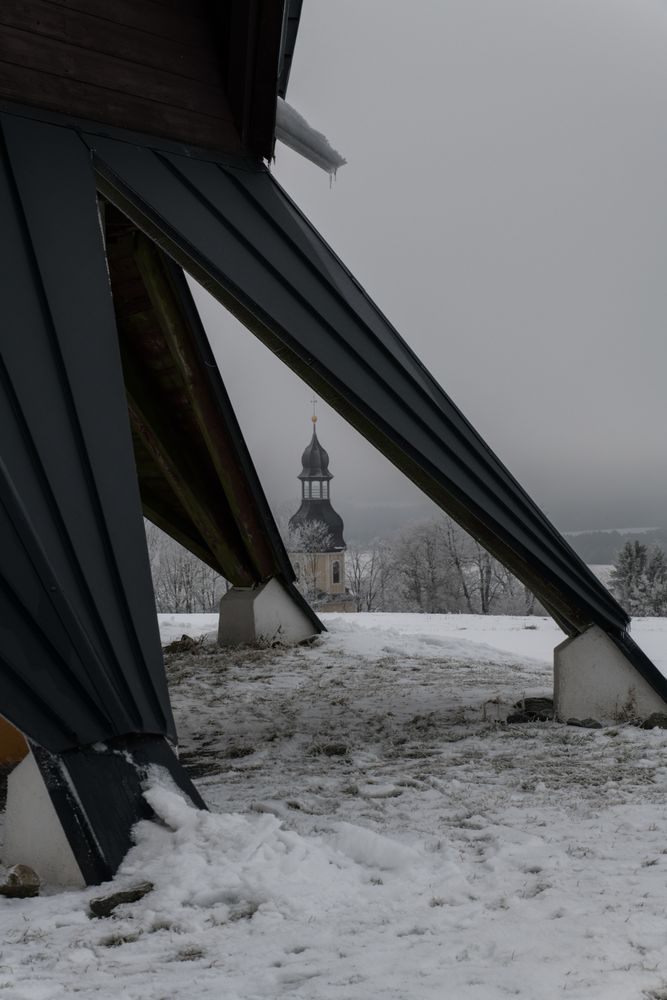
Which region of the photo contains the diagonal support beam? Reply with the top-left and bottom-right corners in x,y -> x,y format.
89,137 -> 623,635
104,207 -> 319,629
131,232 -> 286,581
84,123 -> 667,703
0,112 -> 206,884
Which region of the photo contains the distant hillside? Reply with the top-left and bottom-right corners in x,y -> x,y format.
277,492 -> 667,565
566,528 -> 667,564
332,499 -> 439,546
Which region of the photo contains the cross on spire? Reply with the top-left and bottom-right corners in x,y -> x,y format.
311,396 -> 318,424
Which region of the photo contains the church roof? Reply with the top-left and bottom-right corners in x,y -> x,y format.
290,417 -> 345,549
298,420 -> 333,480
289,500 -> 345,551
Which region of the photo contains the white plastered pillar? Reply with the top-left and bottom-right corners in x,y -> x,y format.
218,577 -> 319,646
554,624 -> 667,722
4,751 -> 85,888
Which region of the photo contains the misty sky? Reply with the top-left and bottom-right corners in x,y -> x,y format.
191,0 -> 667,537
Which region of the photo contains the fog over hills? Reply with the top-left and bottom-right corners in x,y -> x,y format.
564,527 -> 667,565
195,0 -> 667,552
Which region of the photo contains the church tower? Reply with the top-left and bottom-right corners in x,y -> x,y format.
288,413 -> 349,607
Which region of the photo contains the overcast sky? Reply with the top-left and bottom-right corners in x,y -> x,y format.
192,0 -> 667,537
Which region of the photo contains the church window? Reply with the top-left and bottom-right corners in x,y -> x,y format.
294,562 -> 300,580
322,482 -> 329,499
311,481 -> 321,498
332,560 -> 340,584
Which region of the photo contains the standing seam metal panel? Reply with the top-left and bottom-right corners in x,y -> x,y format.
0,114 -> 174,749
86,134 -> 629,635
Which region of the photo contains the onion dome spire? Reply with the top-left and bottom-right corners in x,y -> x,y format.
288,407 -> 345,551
299,415 -> 333,482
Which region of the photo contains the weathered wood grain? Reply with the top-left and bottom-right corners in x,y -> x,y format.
0,1 -> 222,86
46,0 -> 211,47
0,26 -> 230,119
0,62 -> 242,151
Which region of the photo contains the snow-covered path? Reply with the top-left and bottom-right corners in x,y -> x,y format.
2,615 -> 667,999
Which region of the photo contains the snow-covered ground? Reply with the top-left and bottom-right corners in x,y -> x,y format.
159,609 -> 667,674
3,614 -> 667,999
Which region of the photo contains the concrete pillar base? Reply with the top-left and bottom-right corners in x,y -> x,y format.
554,625 -> 667,723
218,578 -> 318,646
4,751 -> 85,888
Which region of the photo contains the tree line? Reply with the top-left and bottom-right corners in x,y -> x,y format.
609,540 -> 667,616
347,526 -> 667,618
143,518 -> 667,619
144,515 -> 540,616
288,515 -> 540,615
145,522 -> 228,613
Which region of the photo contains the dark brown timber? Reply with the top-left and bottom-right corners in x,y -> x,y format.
0,1 -> 287,156
104,206 -> 290,587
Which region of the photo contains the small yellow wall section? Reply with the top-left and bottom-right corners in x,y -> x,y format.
0,718 -> 28,765
291,550 -> 346,596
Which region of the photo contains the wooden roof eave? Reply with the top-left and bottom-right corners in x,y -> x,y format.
214,0 -> 290,161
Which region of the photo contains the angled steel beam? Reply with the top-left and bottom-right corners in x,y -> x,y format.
2,98 -> 665,884
81,122 -> 667,700
0,115 -> 173,749
105,208 -> 319,627
0,113 -> 204,882
87,137 -> 621,631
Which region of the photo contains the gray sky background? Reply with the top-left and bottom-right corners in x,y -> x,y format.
192,0 -> 667,538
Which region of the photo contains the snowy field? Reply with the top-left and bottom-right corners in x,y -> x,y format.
3,614 -> 667,999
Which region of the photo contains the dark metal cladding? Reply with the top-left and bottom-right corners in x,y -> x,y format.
290,424 -> 346,550
278,0 -> 304,99
289,500 -> 345,551
85,133 -> 630,635
1,92 -> 666,889
83,120 -> 667,699
0,0 -> 308,887
298,428 -> 333,481
104,211 -> 320,631
0,113 -> 175,751
0,112 -> 210,885
31,736 -> 206,884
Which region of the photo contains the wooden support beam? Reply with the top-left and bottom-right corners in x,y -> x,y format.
132,234 -> 279,580
122,355 -> 255,587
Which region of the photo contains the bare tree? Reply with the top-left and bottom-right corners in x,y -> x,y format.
390,515 -> 541,615
144,519 -> 163,579
346,546 -> 366,612
489,563 -> 540,615
144,521 -> 227,613
346,539 -> 395,611
610,541 -> 667,616
440,518 -> 475,612
287,520 -> 334,604
392,521 -> 451,612
468,541 -> 506,613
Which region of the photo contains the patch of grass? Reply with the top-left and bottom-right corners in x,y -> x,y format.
172,945 -> 206,962
99,931 -> 142,947
229,901 -> 260,921
308,742 -> 349,757
614,688 -> 640,724
222,745 -> 255,759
